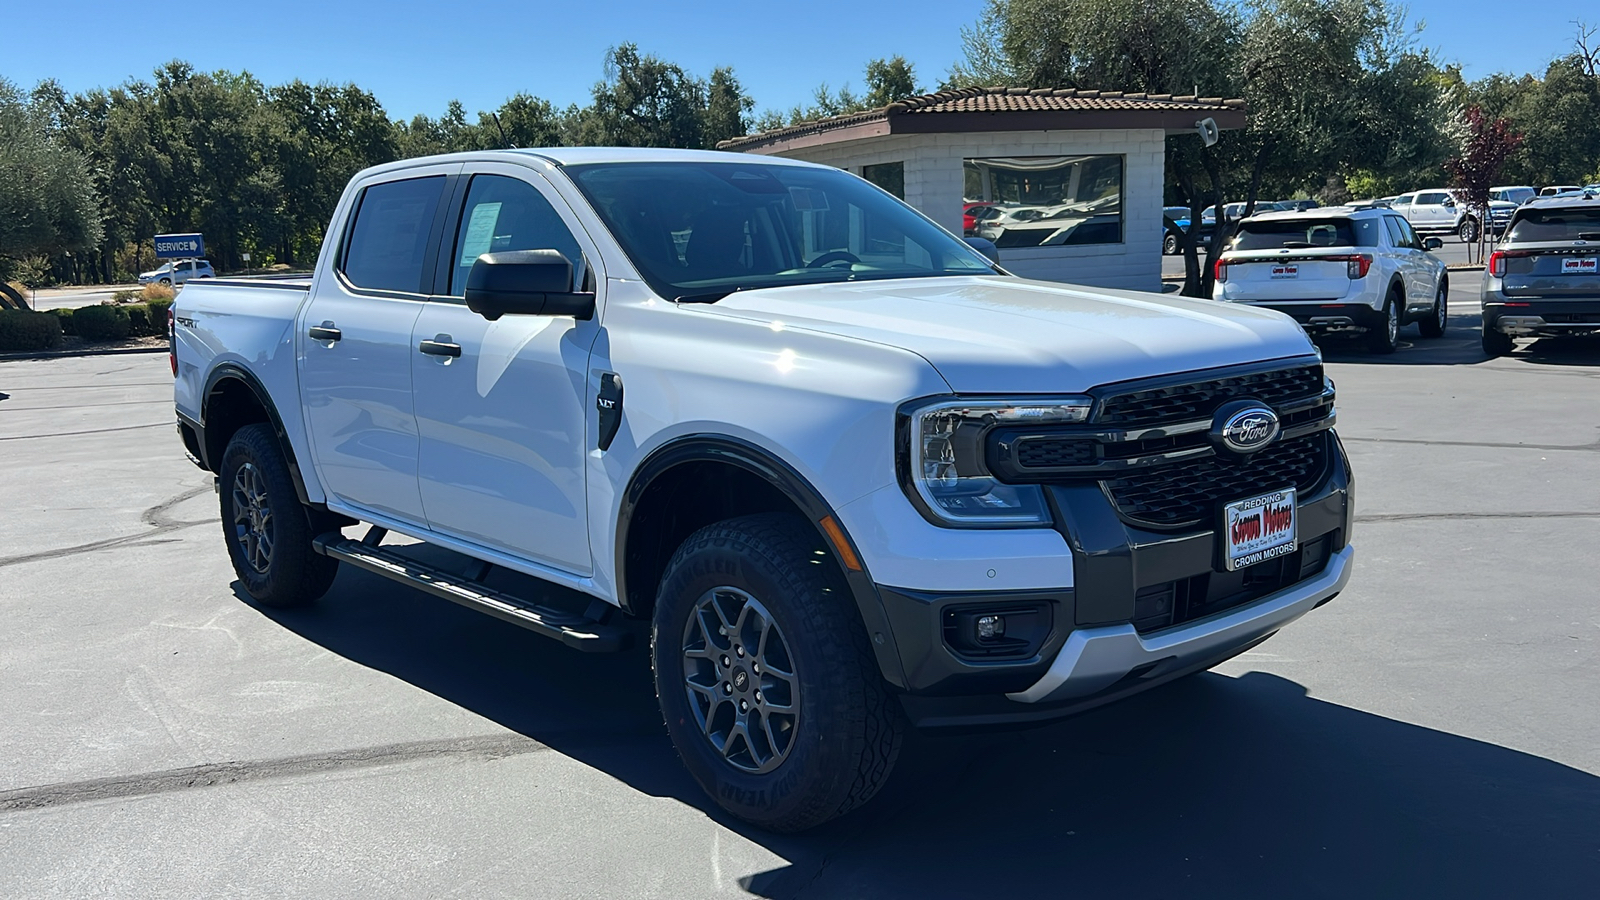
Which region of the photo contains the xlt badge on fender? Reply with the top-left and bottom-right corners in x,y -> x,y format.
1211,399 -> 1280,454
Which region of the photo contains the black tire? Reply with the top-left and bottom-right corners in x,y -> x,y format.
1367,292 -> 1401,354
1418,278 -> 1448,338
1482,325 -> 1514,357
1459,218 -> 1480,244
652,513 -> 903,832
1163,233 -> 1179,255
218,423 -> 339,607
159,277 -> 172,287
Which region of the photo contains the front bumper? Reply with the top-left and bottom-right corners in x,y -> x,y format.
878,434 -> 1354,728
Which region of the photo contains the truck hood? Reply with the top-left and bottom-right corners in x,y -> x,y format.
703,275 -> 1316,393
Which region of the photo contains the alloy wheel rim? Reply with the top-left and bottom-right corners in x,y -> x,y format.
1388,302 -> 1399,342
1437,290 -> 1447,329
231,462 -> 274,574
681,586 -> 800,775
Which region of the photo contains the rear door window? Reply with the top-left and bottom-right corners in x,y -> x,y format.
341,176 -> 447,293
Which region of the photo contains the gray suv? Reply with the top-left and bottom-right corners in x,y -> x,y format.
1481,197 -> 1600,355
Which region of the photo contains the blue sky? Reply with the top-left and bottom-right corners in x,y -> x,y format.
4,0 -> 1586,121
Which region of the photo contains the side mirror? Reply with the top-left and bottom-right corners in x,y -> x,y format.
1442,198 -> 1455,208
464,250 -> 594,321
963,236 -> 1001,264
1423,237 -> 1444,251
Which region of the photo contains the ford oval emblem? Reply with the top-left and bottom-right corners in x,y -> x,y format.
1212,401 -> 1280,454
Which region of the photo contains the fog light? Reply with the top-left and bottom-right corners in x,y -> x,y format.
976,615 -> 1005,640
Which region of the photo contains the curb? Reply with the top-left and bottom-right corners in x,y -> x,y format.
0,345 -> 169,362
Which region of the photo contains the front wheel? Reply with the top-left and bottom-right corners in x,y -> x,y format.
159,277 -> 172,287
652,513 -> 903,832
218,423 -> 339,607
1459,218 -> 1480,244
1163,233 -> 1179,255
1418,279 -> 1448,338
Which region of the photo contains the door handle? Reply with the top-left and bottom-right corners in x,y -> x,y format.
418,336 -> 461,358
308,323 -> 342,342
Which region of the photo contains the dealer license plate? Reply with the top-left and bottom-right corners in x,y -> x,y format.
1223,488 -> 1297,572
1561,257 -> 1597,274
1270,264 -> 1299,279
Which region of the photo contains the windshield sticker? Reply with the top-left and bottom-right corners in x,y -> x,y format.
459,202 -> 503,265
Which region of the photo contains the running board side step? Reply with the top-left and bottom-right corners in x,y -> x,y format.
312,534 -> 629,652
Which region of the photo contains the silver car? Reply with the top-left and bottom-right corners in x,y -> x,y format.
139,259 -> 215,286
1481,197 -> 1600,356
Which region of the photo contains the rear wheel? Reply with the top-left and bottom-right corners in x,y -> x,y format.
1458,218 -> 1480,244
1163,233 -> 1179,255
652,513 -> 903,832
1482,325 -> 1514,357
1418,278 -> 1448,338
1367,293 -> 1401,354
218,423 -> 339,607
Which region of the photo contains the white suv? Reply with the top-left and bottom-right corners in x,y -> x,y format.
1212,207 -> 1450,353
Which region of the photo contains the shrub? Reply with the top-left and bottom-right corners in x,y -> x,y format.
127,304 -> 153,336
140,282 -> 176,303
111,289 -> 141,303
0,309 -> 63,352
73,304 -> 131,342
48,307 -> 75,335
146,298 -> 173,333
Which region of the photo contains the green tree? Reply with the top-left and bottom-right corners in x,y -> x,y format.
864,56 -> 921,106
0,77 -> 102,295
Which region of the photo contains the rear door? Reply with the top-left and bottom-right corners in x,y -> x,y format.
1502,246 -> 1600,298
299,164 -> 459,523
408,164 -> 603,574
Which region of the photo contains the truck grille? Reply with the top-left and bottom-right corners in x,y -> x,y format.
1102,432 -> 1330,527
1097,364 -> 1324,428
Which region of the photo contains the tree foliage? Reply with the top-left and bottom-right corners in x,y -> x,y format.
0,77 -> 102,278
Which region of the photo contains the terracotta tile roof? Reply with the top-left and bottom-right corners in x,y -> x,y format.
719,86 -> 1247,151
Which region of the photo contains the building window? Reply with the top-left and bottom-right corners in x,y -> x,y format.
861,162 -> 905,199
963,156 -> 1123,248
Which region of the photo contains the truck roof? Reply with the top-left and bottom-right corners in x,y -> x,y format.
354,147 -> 821,181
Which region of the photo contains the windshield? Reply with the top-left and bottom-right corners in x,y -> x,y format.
1506,207 -> 1600,242
566,161 -> 997,301
1228,217 -> 1380,251
1495,188 -> 1536,204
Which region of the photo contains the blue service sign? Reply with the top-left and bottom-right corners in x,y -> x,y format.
154,233 -> 204,258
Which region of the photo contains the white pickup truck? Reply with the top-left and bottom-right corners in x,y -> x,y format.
172,148 -> 1353,831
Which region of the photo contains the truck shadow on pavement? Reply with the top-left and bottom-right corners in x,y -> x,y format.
249,555 -> 1600,899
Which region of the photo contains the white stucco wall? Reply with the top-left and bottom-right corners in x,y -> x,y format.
767,129 -> 1167,293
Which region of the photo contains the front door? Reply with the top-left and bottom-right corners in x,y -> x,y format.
299,166 -> 457,523
410,166 -> 600,574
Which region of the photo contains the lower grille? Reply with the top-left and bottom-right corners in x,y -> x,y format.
1103,432 -> 1329,527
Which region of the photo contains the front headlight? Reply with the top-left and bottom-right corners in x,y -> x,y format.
901,397 -> 1092,527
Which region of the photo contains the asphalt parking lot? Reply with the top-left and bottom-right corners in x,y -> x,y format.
2,305 -> 1597,898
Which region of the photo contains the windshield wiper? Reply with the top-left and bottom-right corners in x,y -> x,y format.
674,291 -> 734,304
1281,241 -> 1315,248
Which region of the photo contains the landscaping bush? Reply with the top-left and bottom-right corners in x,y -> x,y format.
127,304 -> 153,335
146,298 -> 173,332
0,309 -> 63,352
73,304 -> 131,342
111,289 -> 141,303
140,282 -> 175,303
48,307 -> 75,335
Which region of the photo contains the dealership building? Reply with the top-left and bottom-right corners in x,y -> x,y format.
719,87 -> 1246,291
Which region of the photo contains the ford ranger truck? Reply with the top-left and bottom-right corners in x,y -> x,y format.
172,149 -> 1354,832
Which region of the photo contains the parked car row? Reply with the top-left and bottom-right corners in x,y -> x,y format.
138,259 -> 215,286
1209,195 -> 1600,357
1160,199 -> 1319,254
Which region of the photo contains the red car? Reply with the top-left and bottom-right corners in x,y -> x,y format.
963,202 -> 995,235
